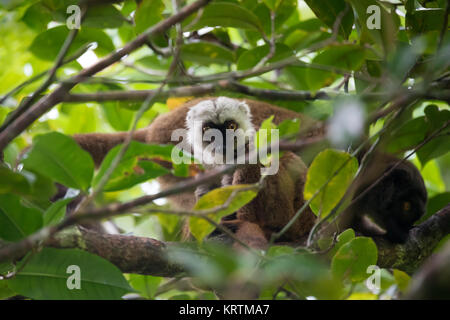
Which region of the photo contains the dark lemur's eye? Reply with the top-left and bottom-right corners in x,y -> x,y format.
227,121 -> 238,130
202,126 -> 210,133
403,201 -> 411,211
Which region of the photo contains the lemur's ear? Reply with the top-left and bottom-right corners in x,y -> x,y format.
238,101 -> 251,116
186,107 -> 196,125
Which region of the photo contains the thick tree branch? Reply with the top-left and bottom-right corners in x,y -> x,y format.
59,78 -> 448,105
47,227 -> 184,277
29,204 -> 450,278
376,204 -> 450,274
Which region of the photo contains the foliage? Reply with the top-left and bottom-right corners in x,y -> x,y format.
0,0 -> 449,300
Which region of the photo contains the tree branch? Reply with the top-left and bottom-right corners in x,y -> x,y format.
61,80 -> 331,103
376,204 -> 450,274
47,227 -> 184,277
25,203 -> 450,278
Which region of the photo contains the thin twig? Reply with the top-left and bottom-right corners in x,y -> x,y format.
253,11 -> 276,70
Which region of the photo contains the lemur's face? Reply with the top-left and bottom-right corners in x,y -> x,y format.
186,97 -> 255,165
383,167 -> 427,228
362,164 -> 427,243
201,119 -> 239,152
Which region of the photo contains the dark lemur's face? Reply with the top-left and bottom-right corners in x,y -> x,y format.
202,120 -> 239,137
201,119 -> 241,157
366,165 -> 427,242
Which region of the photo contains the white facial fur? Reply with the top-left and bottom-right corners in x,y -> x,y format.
185,97 -> 255,165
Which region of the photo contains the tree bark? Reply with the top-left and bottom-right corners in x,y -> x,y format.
42,204 -> 450,277
375,204 -> 450,274
47,227 -> 184,277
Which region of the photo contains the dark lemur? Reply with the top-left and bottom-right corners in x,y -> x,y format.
72,97 -> 427,244
342,152 -> 427,243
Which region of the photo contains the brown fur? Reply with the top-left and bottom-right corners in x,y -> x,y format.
72,97 -> 321,247
146,98 -> 323,211
74,97 -> 325,210
73,129 -> 148,166
232,152 -> 316,244
74,98 -> 324,167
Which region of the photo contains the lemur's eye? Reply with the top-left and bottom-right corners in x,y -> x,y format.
227,121 -> 238,130
403,201 -> 411,211
202,126 -> 210,133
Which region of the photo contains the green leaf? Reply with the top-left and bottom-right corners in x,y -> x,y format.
134,0 -> 164,34
284,65 -> 309,90
189,185 -> 258,241
93,141 -> 189,192
323,228 -> 356,258
22,132 -> 94,191
387,40 -> 427,82
43,197 -> 74,226
0,280 -> 15,300
20,171 -> 57,211
157,213 -> 181,235
136,55 -> 172,71
406,8 -> 447,34
0,165 -> 32,195
266,245 -> 295,257
83,5 -> 125,29
386,117 -> 427,153
21,2 -> 53,31
180,42 -> 235,65
277,118 -> 301,138
284,26 -> 329,51
29,26 -> 115,61
247,0 -> 298,36
331,237 -> 378,282
237,43 -> 292,70
0,194 -> 43,241
393,269 -> 411,292
101,102 -> 135,131
262,0 -> 280,11
418,192 -> 450,224
185,2 -> 262,31
256,115 -> 276,150
347,0 -> 399,54
128,274 -> 162,299
304,149 -> 358,216
417,159 -> 445,195
417,106 -> 450,165
306,44 -> 366,90
304,0 -> 354,39
7,248 -> 134,300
